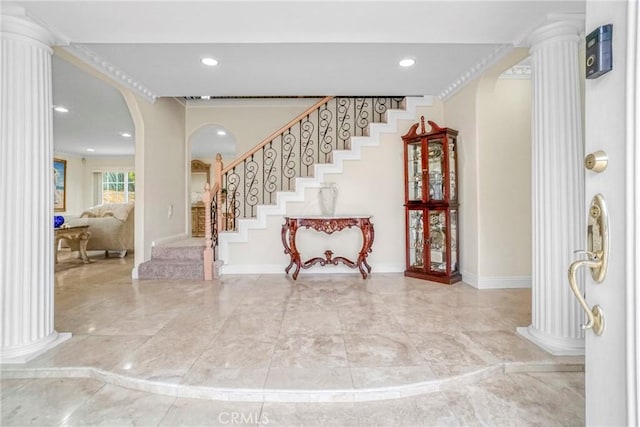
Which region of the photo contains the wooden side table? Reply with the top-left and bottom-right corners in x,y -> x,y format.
281,215 -> 375,280
55,225 -> 92,265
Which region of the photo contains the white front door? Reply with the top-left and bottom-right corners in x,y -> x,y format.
583,1 -> 639,425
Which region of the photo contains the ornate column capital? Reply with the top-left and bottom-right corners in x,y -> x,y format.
1,6 -> 55,49
528,15 -> 585,52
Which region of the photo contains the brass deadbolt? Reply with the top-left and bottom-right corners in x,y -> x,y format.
585,151 -> 608,172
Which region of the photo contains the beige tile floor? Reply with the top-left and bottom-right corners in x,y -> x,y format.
1,250 -> 585,426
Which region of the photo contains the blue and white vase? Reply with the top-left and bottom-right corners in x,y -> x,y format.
54,215 -> 65,228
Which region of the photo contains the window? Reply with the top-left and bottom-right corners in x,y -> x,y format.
102,171 -> 135,203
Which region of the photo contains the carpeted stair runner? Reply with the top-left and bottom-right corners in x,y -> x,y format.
137,244 -> 205,280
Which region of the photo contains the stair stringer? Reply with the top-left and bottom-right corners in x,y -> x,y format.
218,96 -> 434,273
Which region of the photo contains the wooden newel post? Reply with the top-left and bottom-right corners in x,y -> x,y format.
202,182 -> 213,280
214,153 -> 224,232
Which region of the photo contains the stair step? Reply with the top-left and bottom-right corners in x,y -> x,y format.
151,245 -> 204,261
138,259 -> 204,280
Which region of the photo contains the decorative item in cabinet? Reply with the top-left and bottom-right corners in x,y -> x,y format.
402,116 -> 460,284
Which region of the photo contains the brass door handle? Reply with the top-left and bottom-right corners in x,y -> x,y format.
567,194 -> 609,336
568,256 -> 605,335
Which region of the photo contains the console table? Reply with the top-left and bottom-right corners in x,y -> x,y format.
55,225 -> 91,265
281,215 -> 374,280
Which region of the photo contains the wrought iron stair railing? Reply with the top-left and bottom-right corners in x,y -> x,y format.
213,96 -> 405,232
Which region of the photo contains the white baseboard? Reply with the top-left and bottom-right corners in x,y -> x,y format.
220,262 -> 404,276
461,269 -> 531,289
151,233 -> 189,247
131,266 -> 139,279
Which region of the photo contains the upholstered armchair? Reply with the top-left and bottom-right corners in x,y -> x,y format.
66,202 -> 134,256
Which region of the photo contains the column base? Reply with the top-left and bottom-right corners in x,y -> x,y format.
517,325 -> 584,356
0,332 -> 71,364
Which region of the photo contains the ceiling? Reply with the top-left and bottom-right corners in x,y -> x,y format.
52,56 -> 136,156
9,0 -> 585,157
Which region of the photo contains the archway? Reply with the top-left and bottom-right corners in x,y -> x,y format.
188,124 -> 236,237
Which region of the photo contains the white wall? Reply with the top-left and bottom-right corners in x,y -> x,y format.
444,81 -> 481,283
224,103 -> 445,272
122,93 -> 187,267
476,77 -> 532,280
445,48 -> 533,288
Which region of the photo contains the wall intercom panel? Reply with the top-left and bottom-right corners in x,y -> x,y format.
586,24 -> 613,79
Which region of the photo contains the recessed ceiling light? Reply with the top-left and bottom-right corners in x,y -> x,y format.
86,148 -> 95,152
120,132 -> 132,138
217,130 -> 227,136
53,105 -> 69,113
201,57 -> 218,66
201,95 -> 211,100
399,58 -> 416,67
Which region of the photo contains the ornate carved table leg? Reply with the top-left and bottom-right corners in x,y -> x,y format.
78,230 -> 92,263
282,221 -> 294,273
282,218 -> 302,280
356,218 -> 375,278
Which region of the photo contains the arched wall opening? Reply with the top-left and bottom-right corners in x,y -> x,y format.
51,51 -> 139,269
187,123 -> 237,237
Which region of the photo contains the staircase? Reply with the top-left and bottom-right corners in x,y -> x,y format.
140,96 -> 433,280
138,240 -> 220,280
215,96 -> 406,233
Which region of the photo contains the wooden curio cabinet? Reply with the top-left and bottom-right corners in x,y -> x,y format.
402,117 -> 460,284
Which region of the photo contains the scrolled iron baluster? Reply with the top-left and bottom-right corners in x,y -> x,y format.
318,105 -> 334,162
225,168 -> 241,231
373,97 -> 388,122
336,97 -> 352,149
300,116 -> 315,175
263,143 -> 278,205
229,190 -> 240,231
282,131 -> 297,190
244,156 -> 260,218
355,97 -> 370,137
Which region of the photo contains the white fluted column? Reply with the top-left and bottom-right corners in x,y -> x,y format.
1,7 -> 70,363
517,19 -> 586,355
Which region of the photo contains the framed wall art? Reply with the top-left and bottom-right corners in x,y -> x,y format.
53,158 -> 66,212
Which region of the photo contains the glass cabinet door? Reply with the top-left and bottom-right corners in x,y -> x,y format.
450,209 -> 458,272
428,209 -> 447,273
448,136 -> 457,201
407,208 -> 425,269
428,139 -> 445,202
407,140 -> 423,201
